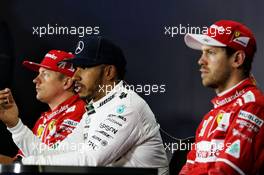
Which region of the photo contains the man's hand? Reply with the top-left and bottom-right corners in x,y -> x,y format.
0,88 -> 19,128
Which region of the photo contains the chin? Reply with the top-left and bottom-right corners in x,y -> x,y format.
201,79 -> 208,86
203,81 -> 218,89
36,95 -> 41,100
202,79 -> 213,88
37,97 -> 46,103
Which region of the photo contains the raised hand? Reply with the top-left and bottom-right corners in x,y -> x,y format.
0,88 -> 19,128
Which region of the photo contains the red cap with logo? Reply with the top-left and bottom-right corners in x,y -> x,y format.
23,50 -> 76,77
184,20 -> 257,58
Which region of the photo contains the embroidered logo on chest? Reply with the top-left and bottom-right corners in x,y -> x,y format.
199,111 -> 231,137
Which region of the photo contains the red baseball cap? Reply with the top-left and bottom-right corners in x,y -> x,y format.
23,50 -> 76,77
184,20 -> 257,58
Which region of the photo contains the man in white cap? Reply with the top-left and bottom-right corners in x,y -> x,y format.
180,20 -> 264,175
0,50 -> 86,163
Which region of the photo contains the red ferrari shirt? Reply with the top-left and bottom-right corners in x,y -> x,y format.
180,78 -> 264,175
17,95 -> 85,156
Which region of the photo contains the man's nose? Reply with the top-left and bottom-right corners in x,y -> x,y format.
33,74 -> 40,84
198,54 -> 207,66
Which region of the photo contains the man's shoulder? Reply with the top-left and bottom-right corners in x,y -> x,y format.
242,87 -> 264,107
116,86 -> 148,109
106,86 -> 155,121
234,88 -> 264,123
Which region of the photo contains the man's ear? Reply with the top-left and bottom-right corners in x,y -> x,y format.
104,65 -> 117,81
232,50 -> 246,68
63,77 -> 74,90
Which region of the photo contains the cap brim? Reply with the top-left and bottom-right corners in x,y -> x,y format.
23,60 -> 52,72
184,33 -> 226,50
62,57 -> 101,68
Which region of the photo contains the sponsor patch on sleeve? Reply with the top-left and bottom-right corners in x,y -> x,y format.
236,119 -> 259,133
225,140 -> 240,159
242,91 -> 255,104
238,110 -> 263,127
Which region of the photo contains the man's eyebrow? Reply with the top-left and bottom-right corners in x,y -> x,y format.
203,47 -> 216,52
202,48 -> 210,52
39,69 -> 49,74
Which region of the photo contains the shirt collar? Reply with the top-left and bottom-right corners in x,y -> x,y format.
211,78 -> 256,108
91,80 -> 123,109
43,94 -> 80,119
217,79 -> 247,97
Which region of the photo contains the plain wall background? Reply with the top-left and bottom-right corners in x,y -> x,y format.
0,0 -> 263,156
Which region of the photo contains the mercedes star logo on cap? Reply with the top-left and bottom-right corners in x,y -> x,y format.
75,41 -> 84,54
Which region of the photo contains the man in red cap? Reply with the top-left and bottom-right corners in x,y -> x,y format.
179,20 -> 264,175
0,50 -> 86,163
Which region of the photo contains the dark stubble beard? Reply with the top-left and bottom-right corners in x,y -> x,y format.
83,66 -> 105,104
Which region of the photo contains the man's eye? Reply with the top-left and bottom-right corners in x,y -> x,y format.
42,72 -> 49,77
208,50 -> 215,55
